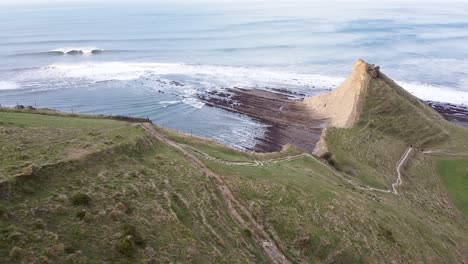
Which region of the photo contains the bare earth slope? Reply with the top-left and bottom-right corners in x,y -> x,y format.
303,59 -> 375,128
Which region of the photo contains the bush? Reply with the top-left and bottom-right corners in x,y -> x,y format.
379,225 -> 396,243
124,224 -> 145,246
115,237 -> 135,257
33,219 -> 46,229
242,228 -> 252,238
0,205 -> 7,218
64,245 -> 75,254
76,210 -> 87,220
71,193 -> 91,206
9,246 -> 26,260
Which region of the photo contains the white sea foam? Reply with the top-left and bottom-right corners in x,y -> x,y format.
182,98 -> 205,109
52,47 -> 101,55
396,81 -> 468,105
158,100 -> 181,105
9,61 -> 468,105
16,61 -> 344,88
0,81 -> 19,90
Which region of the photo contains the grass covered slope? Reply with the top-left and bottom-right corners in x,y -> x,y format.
437,158 -> 468,216
0,110 -> 268,263
0,111 -> 146,183
184,132 -> 467,263
300,60 -> 468,262
1,89 -> 467,264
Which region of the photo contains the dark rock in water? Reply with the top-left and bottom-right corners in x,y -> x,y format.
427,100 -> 468,127
66,50 -> 84,55
50,51 -> 65,56
91,49 -> 103,54
169,81 -> 184,87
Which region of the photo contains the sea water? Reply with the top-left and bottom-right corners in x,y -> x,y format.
1,0 -> 467,149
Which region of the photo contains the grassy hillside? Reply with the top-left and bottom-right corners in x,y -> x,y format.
0,111 -> 144,182
312,63 -> 468,262
0,110 -> 268,263
437,158 -> 468,216
1,108 -> 467,263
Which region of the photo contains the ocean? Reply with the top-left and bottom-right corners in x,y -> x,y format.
1,0 -> 467,149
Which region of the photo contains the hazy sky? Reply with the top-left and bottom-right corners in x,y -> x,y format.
1,0 -> 466,6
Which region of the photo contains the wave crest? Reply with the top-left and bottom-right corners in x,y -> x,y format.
52,47 -> 103,55
0,81 -> 19,90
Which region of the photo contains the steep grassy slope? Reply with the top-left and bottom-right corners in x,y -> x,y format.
0,111 -> 267,263
183,132 -> 467,263
0,112 -> 144,182
322,61 -> 468,189
300,60 -> 468,262
1,88 -> 467,264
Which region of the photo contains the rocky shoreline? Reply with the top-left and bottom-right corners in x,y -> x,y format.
426,101 -> 468,126
198,88 -> 327,152
197,87 -> 468,152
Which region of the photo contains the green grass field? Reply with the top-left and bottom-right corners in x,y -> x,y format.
437,158 -> 468,216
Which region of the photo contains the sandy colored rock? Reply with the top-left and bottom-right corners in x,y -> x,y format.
303,59 -> 375,128
312,128 -> 329,157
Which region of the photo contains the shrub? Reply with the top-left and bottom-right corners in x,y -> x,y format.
115,237 -> 135,257
71,193 -> 91,206
124,224 -> 145,246
64,245 -> 75,254
242,228 -> 252,238
76,210 -> 87,220
9,246 -> 25,260
379,225 -> 396,243
0,205 -> 7,218
33,219 -> 46,229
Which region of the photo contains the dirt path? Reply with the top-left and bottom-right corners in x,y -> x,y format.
182,139 -> 413,196
140,123 -> 291,264
182,144 -> 308,166
392,147 -> 412,195
423,150 -> 468,156
309,147 -> 413,195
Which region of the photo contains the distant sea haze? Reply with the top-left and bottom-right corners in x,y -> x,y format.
1,1 -> 467,149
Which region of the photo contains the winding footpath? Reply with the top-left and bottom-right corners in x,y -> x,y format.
423,150 -> 468,156
141,123 -> 420,261
392,147 -> 413,194
184,140 -> 414,196
141,123 -> 291,264
182,144 -> 308,166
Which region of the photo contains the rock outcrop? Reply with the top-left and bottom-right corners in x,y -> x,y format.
303,59 -> 377,129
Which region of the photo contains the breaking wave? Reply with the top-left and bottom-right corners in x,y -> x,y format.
0,81 -> 19,90
12,47 -> 106,57
3,61 -> 468,105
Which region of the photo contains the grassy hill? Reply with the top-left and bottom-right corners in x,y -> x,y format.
1,106 -> 466,264
1,60 -> 468,264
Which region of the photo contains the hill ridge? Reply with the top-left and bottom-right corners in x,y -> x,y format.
303,59 -> 376,128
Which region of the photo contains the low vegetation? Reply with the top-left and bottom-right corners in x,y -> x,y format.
1,73 -> 467,264
437,158 -> 468,216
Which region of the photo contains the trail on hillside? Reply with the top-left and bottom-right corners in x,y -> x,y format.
423,150 -> 468,156
182,144 -> 308,166
182,141 -> 413,196
392,147 -> 413,195
140,123 -> 291,264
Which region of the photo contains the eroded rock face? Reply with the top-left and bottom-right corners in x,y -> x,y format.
367,64 -> 380,78
303,59 -> 372,128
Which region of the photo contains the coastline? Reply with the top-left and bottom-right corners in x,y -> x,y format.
198,87 -> 468,152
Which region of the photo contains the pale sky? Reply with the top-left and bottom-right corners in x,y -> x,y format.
0,0 -> 465,6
